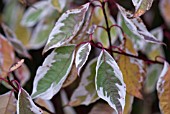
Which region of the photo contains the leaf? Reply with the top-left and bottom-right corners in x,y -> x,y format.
9,59 -> 24,72
43,3 -> 90,53
95,50 -> 126,114
2,0 -> 18,27
89,103 -> 116,114
75,43 -> 91,75
50,0 -> 67,12
35,98 -> 55,114
62,64 -> 78,88
14,5 -> 31,46
160,0 -> 170,27
132,0 -> 154,17
28,12 -> 56,49
60,90 -> 76,114
117,12 -> 144,50
0,92 -> 16,114
14,60 -> 30,86
97,15 -> 117,48
32,45 -> 75,99
117,4 -> 163,45
144,64 -> 162,94
21,1 -> 50,27
123,93 -> 134,114
157,61 -> 170,114
0,34 -> 15,78
17,88 -> 43,114
1,24 -> 31,58
143,27 -> 164,60
69,59 -> 99,106
118,37 -> 145,99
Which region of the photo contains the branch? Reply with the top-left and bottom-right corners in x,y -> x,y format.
90,41 -> 164,65
101,1 -> 113,57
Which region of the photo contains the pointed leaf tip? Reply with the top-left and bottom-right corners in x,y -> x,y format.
43,3 -> 90,53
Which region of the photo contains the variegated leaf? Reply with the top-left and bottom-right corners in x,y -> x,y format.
117,12 -> 144,50
43,3 -> 90,53
0,92 -> 16,114
95,50 -> 126,114
132,0 -> 154,17
69,59 -> 99,106
32,45 -> 75,99
21,1 -> 50,27
75,43 -> 91,75
157,61 -> 170,114
117,4 -> 163,45
118,37 -> 145,99
49,0 -> 66,12
17,88 -> 43,114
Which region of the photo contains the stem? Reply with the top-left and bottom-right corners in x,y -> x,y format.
101,2 -> 113,56
90,41 -> 163,65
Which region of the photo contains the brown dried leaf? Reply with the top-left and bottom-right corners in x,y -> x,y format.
0,34 -> 15,78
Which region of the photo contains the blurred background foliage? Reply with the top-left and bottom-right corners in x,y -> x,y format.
0,0 -> 170,114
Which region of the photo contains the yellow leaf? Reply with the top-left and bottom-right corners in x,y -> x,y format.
157,62 -> 170,114
118,36 -> 146,99
14,6 -> 31,46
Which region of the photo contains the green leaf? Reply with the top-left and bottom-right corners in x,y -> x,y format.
17,88 -> 43,114
132,0 -> 153,17
50,0 -> 66,12
43,3 -> 90,53
69,59 -> 99,106
29,12 -> 57,49
75,43 -> 91,75
0,92 -> 16,114
32,45 -> 75,99
21,1 -> 50,27
144,64 -> 162,94
95,50 -> 126,114
117,4 -> 163,45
